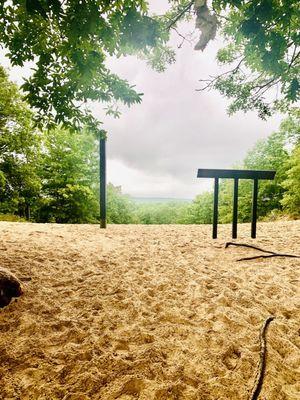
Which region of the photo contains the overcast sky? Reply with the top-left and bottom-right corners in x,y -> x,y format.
2,0 -> 282,199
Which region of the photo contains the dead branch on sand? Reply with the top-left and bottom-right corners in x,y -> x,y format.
225,242 -> 300,261
249,316 -> 275,400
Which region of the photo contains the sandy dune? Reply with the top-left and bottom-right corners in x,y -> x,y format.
0,221 -> 299,400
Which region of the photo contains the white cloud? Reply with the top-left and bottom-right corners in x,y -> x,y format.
108,159 -> 212,198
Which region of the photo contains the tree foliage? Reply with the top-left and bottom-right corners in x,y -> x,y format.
217,131 -> 289,223
211,0 -> 300,118
37,127 -> 99,223
107,183 -> 137,224
281,145 -> 300,218
163,0 -> 299,118
1,0 -> 298,127
184,192 -> 213,224
0,0 -> 166,131
135,201 -> 188,224
279,107 -> 300,145
0,66 -> 41,218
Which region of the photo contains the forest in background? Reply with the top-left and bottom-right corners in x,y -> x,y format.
1,65 -> 299,225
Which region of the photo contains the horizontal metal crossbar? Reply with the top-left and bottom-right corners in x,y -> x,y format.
197,169 -> 276,180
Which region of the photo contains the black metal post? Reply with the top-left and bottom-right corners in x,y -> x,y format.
251,178 -> 258,238
213,177 -> 219,239
99,137 -> 107,229
232,178 -> 239,239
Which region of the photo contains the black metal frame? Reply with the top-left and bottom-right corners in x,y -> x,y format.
99,137 -> 107,228
197,169 -> 276,239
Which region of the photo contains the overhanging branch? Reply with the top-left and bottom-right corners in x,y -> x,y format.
166,1 -> 194,31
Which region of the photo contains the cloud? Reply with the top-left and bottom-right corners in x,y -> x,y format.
108,159 -> 212,198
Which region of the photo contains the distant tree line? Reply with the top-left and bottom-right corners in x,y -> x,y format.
0,66 -> 299,224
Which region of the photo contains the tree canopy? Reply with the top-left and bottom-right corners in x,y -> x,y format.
0,0 -> 166,132
164,0 -> 300,118
212,0 -> 299,118
0,0 -> 298,131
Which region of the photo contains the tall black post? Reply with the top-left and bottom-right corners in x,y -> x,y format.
251,178 -> 258,238
99,137 -> 107,229
232,178 -> 239,239
213,177 -> 219,239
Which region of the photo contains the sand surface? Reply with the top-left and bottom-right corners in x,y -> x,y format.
0,221 -> 299,400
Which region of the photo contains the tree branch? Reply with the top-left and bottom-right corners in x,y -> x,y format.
171,26 -> 194,48
225,242 -> 300,261
166,1 -> 194,30
196,57 -> 245,91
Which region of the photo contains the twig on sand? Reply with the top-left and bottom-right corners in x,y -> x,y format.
225,242 -> 300,261
225,242 -> 275,254
237,253 -> 300,261
249,316 -> 275,400
100,289 -> 121,296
